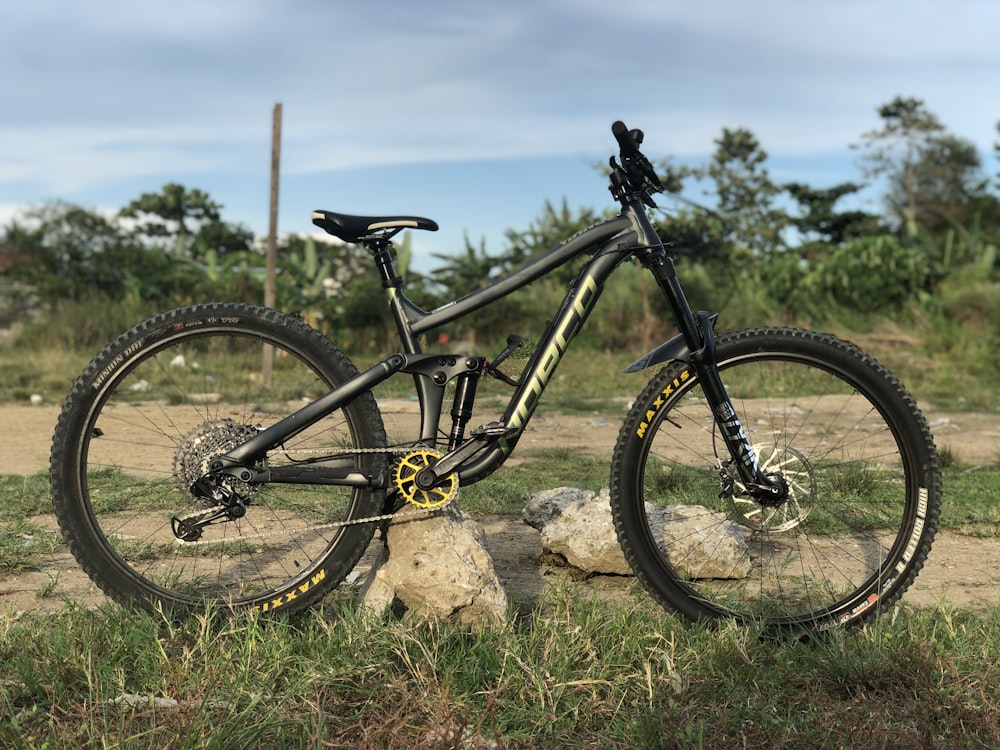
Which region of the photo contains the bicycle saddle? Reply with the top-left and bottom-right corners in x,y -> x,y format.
311,210 -> 439,243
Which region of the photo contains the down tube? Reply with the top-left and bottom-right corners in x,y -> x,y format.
457,242 -> 633,485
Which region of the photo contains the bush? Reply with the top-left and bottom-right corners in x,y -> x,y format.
767,236 -> 930,320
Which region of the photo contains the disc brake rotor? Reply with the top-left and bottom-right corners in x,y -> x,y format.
724,445 -> 815,532
393,449 -> 457,509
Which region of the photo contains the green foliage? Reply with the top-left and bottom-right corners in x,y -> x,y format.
501,199 -> 606,284
817,235 -> 930,314
915,213 -> 999,286
11,292 -> 163,351
3,203 -> 170,309
3,96 -> 1000,362
274,235 -> 332,315
162,247 -> 261,307
425,200 -> 604,347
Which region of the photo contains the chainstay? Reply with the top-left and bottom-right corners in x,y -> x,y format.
172,443 -> 452,546
172,497 -> 455,546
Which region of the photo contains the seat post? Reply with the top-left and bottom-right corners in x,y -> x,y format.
367,236 -> 403,290
365,235 -> 423,354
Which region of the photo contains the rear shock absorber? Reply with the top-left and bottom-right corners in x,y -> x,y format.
447,363 -> 484,451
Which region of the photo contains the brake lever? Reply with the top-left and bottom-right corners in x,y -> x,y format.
636,152 -> 663,193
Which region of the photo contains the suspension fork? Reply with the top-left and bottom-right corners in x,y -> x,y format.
639,247 -> 786,502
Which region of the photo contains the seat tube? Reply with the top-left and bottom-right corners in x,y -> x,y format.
373,246 -> 422,354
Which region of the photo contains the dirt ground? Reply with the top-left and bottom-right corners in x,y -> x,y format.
3,401 -> 1000,617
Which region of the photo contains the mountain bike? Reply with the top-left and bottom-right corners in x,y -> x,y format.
49,121 -> 941,632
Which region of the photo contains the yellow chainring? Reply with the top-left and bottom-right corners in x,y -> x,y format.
393,449 -> 458,509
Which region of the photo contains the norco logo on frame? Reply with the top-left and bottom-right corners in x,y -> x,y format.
511,275 -> 599,429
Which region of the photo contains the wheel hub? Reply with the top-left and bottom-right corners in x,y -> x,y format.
723,445 -> 815,532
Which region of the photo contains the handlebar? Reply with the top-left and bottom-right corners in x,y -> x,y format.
610,120 -> 662,205
611,120 -> 643,157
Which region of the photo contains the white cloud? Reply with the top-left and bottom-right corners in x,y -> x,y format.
1,0 -> 997,235
0,204 -> 30,230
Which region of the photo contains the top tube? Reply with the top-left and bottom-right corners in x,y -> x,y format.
406,214 -> 635,337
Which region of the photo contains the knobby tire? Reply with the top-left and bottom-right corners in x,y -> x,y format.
50,303 -> 387,616
610,327 -> 941,633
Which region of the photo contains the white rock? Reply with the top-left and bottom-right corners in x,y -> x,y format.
111,694 -> 179,709
524,488 -> 631,575
524,487 -> 750,579
29,394 -> 43,405
129,379 -> 149,392
645,503 -> 751,579
522,486 -> 592,530
362,504 -> 508,626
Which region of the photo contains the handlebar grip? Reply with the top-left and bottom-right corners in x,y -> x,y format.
612,120 -> 638,155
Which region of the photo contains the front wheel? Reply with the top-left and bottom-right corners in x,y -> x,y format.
610,327 -> 941,632
50,302 -> 387,616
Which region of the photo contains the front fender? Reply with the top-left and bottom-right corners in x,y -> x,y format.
623,331 -> 690,373
623,313 -> 718,373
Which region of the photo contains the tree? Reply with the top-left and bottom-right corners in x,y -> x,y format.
121,183 -> 220,242
995,120 -> 1000,189
192,219 -> 255,259
700,128 -> 785,259
853,96 -> 945,235
906,134 -> 992,235
784,182 -> 882,251
2,202 -> 170,307
120,183 -> 251,261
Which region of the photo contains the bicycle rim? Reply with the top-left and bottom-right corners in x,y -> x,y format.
611,328 -> 940,631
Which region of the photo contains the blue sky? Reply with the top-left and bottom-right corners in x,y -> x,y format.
2,0 -> 998,271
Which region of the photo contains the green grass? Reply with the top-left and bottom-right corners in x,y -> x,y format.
2,595 -> 1000,748
3,461 -> 1000,746
939,463 -> 1000,535
0,519 -> 63,572
0,474 -> 53,518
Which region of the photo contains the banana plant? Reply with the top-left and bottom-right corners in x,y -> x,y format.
275,236 -> 333,323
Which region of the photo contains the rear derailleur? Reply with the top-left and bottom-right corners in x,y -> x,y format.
171,475 -> 250,543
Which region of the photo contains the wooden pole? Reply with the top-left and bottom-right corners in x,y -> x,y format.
262,103 -> 282,386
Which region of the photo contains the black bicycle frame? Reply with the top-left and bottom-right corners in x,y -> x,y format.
213,195 -> 777,497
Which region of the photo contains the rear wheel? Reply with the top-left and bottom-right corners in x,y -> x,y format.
610,327 -> 941,633
50,302 -> 387,616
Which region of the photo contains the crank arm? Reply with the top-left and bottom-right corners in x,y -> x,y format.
417,422 -> 517,485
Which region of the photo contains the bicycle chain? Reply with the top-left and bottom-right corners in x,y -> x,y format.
172,444 -> 453,546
